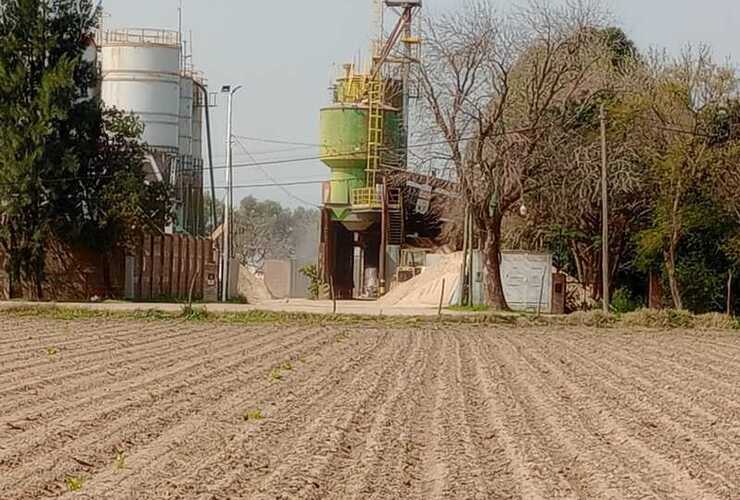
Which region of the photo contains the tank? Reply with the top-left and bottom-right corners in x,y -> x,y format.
178,75 -> 194,156
100,29 -> 181,151
191,79 -> 204,160
319,104 -> 402,206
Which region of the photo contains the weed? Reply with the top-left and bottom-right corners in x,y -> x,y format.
114,450 -> 126,470
181,306 -> 209,321
243,409 -> 265,421
269,368 -> 283,381
46,347 -> 59,356
280,361 -> 293,371
335,331 -> 350,343
65,475 -> 85,491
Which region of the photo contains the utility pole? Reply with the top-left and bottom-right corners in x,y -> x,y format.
221,84 -> 242,302
600,103 -> 610,314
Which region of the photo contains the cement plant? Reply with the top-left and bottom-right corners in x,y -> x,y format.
1,1 -> 740,499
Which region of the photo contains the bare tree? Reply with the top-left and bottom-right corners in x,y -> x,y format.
419,0 -> 611,309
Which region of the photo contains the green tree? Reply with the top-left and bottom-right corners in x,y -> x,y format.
632,47 -> 737,310
0,0 -> 99,298
0,1 -> 173,299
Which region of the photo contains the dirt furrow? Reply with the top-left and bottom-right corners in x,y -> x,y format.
124,328 -> 398,500
457,331 -> 565,500
501,332 -> 675,499
0,326 -> 325,497
249,331 -> 417,500
560,333 -> 740,456
599,334 -> 740,413
325,330 -> 431,499
0,323 -> 296,434
0,321 -> 191,380
547,333 -> 734,498
0,324 -> 250,410
408,332 -> 453,500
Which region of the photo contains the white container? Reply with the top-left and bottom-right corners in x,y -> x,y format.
178,75 -> 194,156
100,30 -> 181,150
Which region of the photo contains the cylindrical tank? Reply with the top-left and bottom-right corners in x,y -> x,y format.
179,75 -> 194,156
191,81 -> 204,160
319,104 -> 402,206
100,29 -> 181,150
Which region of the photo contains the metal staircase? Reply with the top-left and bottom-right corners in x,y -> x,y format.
387,188 -> 404,245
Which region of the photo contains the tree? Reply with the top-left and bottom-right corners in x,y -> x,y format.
0,0 -> 98,298
57,108 -> 173,251
0,1 -> 173,299
419,0 -> 611,309
508,28 -> 651,303
209,194 -> 320,271
632,47 -> 737,309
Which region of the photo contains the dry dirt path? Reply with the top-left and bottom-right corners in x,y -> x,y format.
1,318 -> 739,499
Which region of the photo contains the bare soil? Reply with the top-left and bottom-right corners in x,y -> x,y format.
1,317 -> 739,499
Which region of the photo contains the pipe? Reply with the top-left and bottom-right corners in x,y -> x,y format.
193,81 -> 217,232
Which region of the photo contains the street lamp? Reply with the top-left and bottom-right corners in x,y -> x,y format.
221,84 -> 243,302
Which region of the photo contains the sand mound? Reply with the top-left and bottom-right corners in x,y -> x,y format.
239,265 -> 272,304
379,252 -> 462,307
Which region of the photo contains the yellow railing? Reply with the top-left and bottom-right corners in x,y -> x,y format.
351,187 -> 383,209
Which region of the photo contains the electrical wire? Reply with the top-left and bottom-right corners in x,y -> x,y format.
232,136 -> 322,207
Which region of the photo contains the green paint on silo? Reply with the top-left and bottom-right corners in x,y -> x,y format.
320,104 -> 402,209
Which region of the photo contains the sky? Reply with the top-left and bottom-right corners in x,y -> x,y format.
103,0 -> 740,208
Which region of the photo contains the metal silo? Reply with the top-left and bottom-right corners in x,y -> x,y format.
100,29 -> 181,151
178,75 -> 194,156
191,73 -> 204,161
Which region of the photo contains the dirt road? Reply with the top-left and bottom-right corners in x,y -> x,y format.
1,317 -> 739,499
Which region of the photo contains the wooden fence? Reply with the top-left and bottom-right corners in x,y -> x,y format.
129,233 -> 218,302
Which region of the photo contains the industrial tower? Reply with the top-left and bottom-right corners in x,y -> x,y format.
319,1 -> 422,299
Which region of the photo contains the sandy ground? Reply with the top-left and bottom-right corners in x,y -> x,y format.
1,318 -> 739,499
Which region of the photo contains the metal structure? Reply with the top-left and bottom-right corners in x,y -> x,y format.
319,1 -> 422,299
99,27 -> 207,237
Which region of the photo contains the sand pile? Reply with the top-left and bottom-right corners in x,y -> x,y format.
238,265 -> 272,304
379,252 -> 462,306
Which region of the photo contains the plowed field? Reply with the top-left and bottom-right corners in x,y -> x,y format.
1,317 -> 739,499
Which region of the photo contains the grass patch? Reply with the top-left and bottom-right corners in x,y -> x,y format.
2,304 -> 738,331
448,304 -> 491,313
64,475 -> 85,492
181,305 -> 209,321
243,409 -> 265,421
114,450 -> 126,471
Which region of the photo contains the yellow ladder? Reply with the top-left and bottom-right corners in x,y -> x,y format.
366,77 -> 384,190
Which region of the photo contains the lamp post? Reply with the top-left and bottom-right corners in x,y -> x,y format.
221,84 -> 243,302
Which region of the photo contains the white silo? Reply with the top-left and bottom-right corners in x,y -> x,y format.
100,29 -> 181,153
191,74 -> 204,162
178,74 -> 194,156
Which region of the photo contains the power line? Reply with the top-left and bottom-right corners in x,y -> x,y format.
232,135 -> 322,147
232,136 -> 322,207
211,179 -> 328,190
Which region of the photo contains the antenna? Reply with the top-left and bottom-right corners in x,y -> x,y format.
371,0 -> 384,57
178,0 -> 183,70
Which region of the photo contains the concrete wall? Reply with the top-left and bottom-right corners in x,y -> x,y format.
263,259 -> 312,299
264,260 -> 292,299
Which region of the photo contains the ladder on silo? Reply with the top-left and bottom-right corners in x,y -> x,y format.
365,77 -> 384,198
